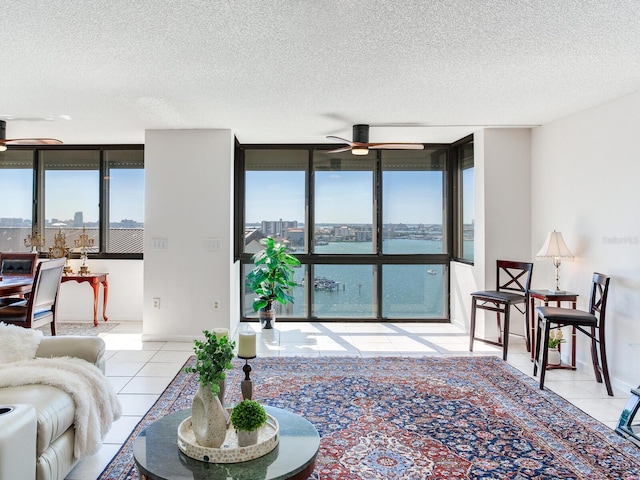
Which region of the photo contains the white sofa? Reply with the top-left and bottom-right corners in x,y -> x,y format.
0,336 -> 106,480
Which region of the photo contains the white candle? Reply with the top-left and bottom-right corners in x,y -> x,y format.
238,332 -> 256,358
213,328 -> 229,340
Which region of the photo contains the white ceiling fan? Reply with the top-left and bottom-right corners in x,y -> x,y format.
326,124 -> 425,155
0,120 -> 63,152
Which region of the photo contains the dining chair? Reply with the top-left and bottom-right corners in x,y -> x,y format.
469,260 -> 534,361
0,252 -> 38,276
0,252 -> 39,307
0,258 -> 65,336
533,272 -> 613,396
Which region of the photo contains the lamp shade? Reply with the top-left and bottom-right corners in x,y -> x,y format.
536,231 -> 574,259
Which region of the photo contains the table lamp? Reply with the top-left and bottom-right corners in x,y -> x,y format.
238,332 -> 257,400
536,230 -> 574,293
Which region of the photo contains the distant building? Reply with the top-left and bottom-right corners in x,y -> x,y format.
74,212 -> 83,227
261,219 -> 298,237
285,228 -> 304,247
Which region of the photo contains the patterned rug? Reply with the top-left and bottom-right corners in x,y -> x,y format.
99,356 -> 640,479
39,321 -> 119,336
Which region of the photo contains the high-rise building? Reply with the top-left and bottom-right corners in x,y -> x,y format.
74,212 -> 83,227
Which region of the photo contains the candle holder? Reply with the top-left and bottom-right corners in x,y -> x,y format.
74,225 -> 94,275
24,224 -> 45,253
238,355 -> 256,401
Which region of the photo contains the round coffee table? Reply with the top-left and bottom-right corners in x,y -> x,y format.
133,406 -> 319,480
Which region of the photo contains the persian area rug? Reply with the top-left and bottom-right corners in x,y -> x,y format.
39,321 -> 119,336
99,356 -> 640,480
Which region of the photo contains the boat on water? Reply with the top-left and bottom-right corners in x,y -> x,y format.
427,269 -> 437,275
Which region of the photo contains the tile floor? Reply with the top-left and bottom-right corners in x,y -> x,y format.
66,321 -> 631,479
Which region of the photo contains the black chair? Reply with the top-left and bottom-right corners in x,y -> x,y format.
0,258 -> 65,336
534,273 -> 613,396
469,260 -> 534,361
0,252 -> 39,307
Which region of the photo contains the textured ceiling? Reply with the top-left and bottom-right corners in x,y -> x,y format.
2,1 -> 640,145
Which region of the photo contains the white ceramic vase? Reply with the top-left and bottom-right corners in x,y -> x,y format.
191,384 -> 229,448
237,429 -> 259,447
548,347 -> 561,366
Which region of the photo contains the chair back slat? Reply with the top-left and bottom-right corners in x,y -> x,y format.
589,272 -> 610,327
496,260 -> 534,294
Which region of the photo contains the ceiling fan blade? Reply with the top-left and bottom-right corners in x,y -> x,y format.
326,135 -> 353,145
1,138 -> 63,145
369,143 -> 424,150
326,146 -> 353,154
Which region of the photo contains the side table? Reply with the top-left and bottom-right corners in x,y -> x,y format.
61,273 -> 109,326
529,289 -> 578,369
133,406 -> 319,480
616,343 -> 640,447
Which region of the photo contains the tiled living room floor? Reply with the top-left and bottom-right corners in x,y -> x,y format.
66,321 -> 630,479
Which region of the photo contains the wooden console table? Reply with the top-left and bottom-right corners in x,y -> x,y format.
529,289 -> 578,369
61,273 -> 108,326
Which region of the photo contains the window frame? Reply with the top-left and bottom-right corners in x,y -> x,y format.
236,142 -> 461,323
1,144 -> 144,260
451,135 -> 474,264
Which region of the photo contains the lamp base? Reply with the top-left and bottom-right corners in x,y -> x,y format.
548,289 -> 567,294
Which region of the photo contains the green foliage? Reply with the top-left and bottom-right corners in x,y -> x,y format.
185,330 -> 236,395
548,328 -> 567,349
245,236 -> 301,312
230,399 -> 268,432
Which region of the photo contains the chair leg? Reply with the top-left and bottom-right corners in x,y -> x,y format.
502,306 -> 510,361
533,314 -> 542,377
50,321 -> 57,336
538,320 -> 551,390
590,326 -> 602,384
597,326 -> 614,396
469,298 -> 477,352
496,309 -> 503,346
523,298 -> 531,353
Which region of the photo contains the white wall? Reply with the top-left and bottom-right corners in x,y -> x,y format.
451,129 -> 532,339
57,259 -> 143,322
142,129 -> 238,342
531,89 -> 640,390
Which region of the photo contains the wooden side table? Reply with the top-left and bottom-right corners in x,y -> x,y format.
61,273 -> 109,326
529,289 -> 578,369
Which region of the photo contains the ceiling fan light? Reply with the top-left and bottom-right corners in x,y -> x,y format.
352,147 -> 369,155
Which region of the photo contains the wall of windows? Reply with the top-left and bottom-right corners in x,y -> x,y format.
0,145 -> 144,257
238,144 -> 460,322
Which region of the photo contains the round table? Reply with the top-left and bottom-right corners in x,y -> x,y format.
133,406 -> 319,480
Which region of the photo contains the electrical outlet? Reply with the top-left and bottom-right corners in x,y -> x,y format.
152,297 -> 160,309
213,300 -> 220,310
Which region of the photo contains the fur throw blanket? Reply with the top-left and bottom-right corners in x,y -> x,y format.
0,356 -> 122,458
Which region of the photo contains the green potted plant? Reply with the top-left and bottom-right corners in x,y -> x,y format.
230,399 -> 268,447
245,236 -> 300,329
184,330 -> 236,448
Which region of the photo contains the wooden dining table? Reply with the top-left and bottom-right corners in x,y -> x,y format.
0,276 -> 34,298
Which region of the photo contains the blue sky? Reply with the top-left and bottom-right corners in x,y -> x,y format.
0,169 -> 144,223
245,169 -> 468,225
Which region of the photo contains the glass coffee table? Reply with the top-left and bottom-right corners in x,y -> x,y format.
133,406 -> 319,480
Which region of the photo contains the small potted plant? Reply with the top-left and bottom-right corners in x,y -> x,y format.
548,328 -> 566,366
184,330 -> 236,448
245,236 -> 300,329
230,399 -> 268,447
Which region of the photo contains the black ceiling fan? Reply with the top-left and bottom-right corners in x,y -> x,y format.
0,120 -> 63,151
326,124 -> 424,155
